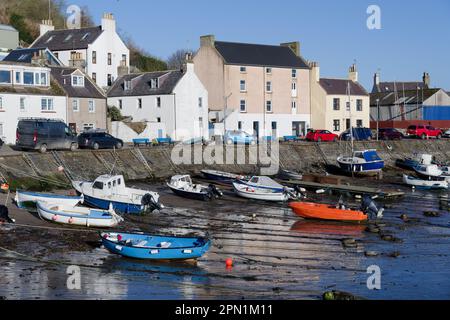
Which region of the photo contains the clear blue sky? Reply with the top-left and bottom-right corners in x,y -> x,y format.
67,0 -> 450,91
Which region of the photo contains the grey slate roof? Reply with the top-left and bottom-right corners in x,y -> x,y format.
50,66 -> 105,99
319,78 -> 368,96
107,71 -> 184,97
370,89 -> 440,106
373,81 -> 427,94
3,47 -> 62,65
214,41 -> 309,69
31,26 -> 103,51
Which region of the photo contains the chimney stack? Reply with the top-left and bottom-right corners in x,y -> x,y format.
69,52 -> 86,72
200,35 -> 215,48
348,64 -> 358,82
39,20 -> 54,36
280,41 -> 301,57
309,61 -> 320,82
374,72 -> 380,86
423,72 -> 430,88
101,13 -> 116,32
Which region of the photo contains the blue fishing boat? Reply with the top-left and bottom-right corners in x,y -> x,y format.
100,232 -> 211,260
337,150 -> 385,174
72,175 -> 163,214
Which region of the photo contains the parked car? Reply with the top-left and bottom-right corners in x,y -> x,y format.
78,131 -> 124,150
306,130 -> 338,142
16,118 -> 78,153
224,130 -> 257,145
406,125 -> 442,139
339,127 -> 373,141
443,129 -> 450,138
378,128 -> 404,140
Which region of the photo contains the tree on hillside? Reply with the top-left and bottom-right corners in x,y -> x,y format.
167,49 -> 192,70
125,38 -> 168,72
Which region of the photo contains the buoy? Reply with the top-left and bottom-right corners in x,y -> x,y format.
52,215 -> 58,221
68,217 -> 74,224
58,166 -> 64,172
225,258 -> 233,267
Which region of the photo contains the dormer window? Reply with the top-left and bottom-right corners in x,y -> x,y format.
150,78 -> 159,89
124,80 -> 131,91
72,75 -> 84,87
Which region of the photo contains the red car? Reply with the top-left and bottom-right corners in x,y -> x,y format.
406,125 -> 442,139
306,130 -> 339,142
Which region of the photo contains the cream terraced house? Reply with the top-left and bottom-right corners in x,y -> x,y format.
193,35 -> 311,138
309,62 -> 370,134
0,61 -> 66,144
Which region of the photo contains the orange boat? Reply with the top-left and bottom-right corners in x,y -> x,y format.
289,202 -> 368,222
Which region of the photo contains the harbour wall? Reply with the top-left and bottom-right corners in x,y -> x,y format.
1,140 -> 450,188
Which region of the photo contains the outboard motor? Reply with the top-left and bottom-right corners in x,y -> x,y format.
207,184 -> 223,198
361,195 -> 384,219
141,193 -> 162,212
0,205 -> 15,223
294,185 -> 307,198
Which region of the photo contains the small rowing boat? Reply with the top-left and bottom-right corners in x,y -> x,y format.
100,232 -> 211,260
200,170 -> 248,184
289,202 -> 368,222
15,190 -> 82,209
277,169 -> 303,181
36,201 -> 123,228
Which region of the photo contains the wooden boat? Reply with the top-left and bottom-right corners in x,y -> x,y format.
289,202 -> 368,222
277,169 -> 303,181
337,150 -> 384,175
36,201 -> 123,228
100,232 -> 211,260
72,175 -> 163,214
15,190 -> 83,209
200,169 -> 248,184
403,174 -> 448,190
167,175 -> 223,201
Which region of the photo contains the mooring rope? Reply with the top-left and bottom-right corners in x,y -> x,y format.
1,222 -> 98,233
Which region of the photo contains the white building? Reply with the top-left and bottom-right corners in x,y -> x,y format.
0,62 -> 66,144
0,24 -> 19,61
31,14 -> 129,90
107,62 -> 209,142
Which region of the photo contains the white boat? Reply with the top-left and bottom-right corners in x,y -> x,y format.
15,190 -> 83,209
414,164 -> 443,178
167,175 -> 223,201
239,176 -> 295,193
337,150 -> 385,174
72,174 -> 163,214
36,201 -> 123,228
403,174 -> 448,190
232,181 -> 290,202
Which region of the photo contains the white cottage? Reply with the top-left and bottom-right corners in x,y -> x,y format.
0,62 -> 66,144
31,13 -> 129,90
107,62 -> 209,142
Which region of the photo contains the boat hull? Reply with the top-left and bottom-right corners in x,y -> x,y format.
168,185 -> 211,201
36,202 -> 122,228
82,194 -> 145,214
337,160 -> 384,174
101,232 -> 211,260
289,202 -> 368,222
403,175 -> 448,190
201,170 -> 242,184
15,190 -> 82,209
233,182 -> 288,202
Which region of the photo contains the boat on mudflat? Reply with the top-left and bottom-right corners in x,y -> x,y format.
15,190 -> 82,209
289,202 -> 368,222
100,232 -> 211,260
403,174 -> 448,190
167,175 -> 223,201
277,169 -> 303,181
36,201 -> 123,228
72,174 -> 163,214
200,170 -> 248,184
233,181 -> 291,202
337,150 -> 384,175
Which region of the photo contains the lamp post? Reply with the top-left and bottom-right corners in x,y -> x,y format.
376,98 -> 380,141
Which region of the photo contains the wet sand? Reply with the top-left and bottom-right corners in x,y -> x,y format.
1,177 -> 450,300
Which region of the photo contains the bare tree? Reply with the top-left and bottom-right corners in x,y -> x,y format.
167,49 -> 192,70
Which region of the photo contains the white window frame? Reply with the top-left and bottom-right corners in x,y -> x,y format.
20,97 -> 26,111
72,99 -> 79,112
240,66 -> 247,73
240,80 -> 246,92
41,98 -> 54,111
291,101 -> 297,109
124,80 -> 131,91
88,100 -> 95,113
266,67 -> 272,74
266,81 -> 272,93
72,75 -> 84,87
266,100 -> 273,113
150,78 -> 159,89
240,99 -> 246,113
